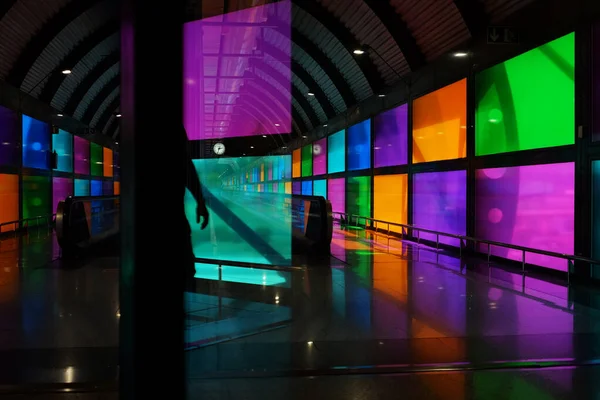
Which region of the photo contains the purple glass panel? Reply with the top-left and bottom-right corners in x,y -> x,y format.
113,150 -> 120,179
412,170 -> 467,246
312,138 -> 327,175
74,137 -> 90,175
0,106 -> 19,167
475,162 -> 574,271
327,178 -> 345,214
52,177 -> 73,213
103,180 -> 114,195
292,181 -> 301,194
373,104 -> 408,168
183,1 -> 291,140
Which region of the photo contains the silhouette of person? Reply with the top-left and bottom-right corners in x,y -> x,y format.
179,125 -> 209,292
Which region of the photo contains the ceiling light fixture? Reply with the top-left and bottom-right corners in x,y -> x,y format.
378,94 -> 386,98
115,113 -> 122,118
307,92 -> 315,96
323,124 -> 328,127
353,49 -> 365,55
453,52 -> 468,57
61,69 -> 72,75
262,135 -> 267,138
274,123 -> 280,127
57,113 -> 63,117
250,146 -> 254,149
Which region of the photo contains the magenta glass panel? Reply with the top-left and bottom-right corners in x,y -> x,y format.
183,1 -> 291,140
373,104 -> 408,168
412,170 -> 467,246
52,177 -> 73,213
313,138 -> 327,175
475,162 -> 574,271
74,137 -> 90,175
327,178 -> 345,214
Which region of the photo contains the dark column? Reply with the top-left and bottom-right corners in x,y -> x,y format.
120,1 -> 186,399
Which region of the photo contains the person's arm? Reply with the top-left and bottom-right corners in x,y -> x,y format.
186,157 -> 209,229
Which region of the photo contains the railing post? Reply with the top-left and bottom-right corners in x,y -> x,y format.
417,230 -> 420,244
522,250 -> 526,273
436,234 -> 439,249
568,259 -> 572,286
487,243 -> 491,263
459,239 -> 462,258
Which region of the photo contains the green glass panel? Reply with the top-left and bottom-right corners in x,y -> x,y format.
301,144 -> 312,177
346,176 -> 371,219
22,175 -> 50,225
90,143 -> 103,176
475,33 -> 575,156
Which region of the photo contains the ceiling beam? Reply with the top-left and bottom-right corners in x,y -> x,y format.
82,74 -> 119,124
6,0 -> 104,88
39,19 -> 119,104
453,0 -> 490,38
95,96 -> 119,134
63,51 -> 119,116
362,0 -> 426,72
106,112 -> 119,138
293,0 -> 384,93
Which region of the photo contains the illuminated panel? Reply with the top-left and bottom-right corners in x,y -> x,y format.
91,180 -> 103,196
183,1 -> 292,140
374,104 -> 407,167
90,143 -> 103,176
301,180 -> 312,195
347,119 -> 371,171
22,175 -> 50,223
346,176 -> 371,218
413,80 -> 467,163
476,33 -> 575,154
0,174 -> 18,232
374,174 -> 407,233
301,144 -> 312,177
114,181 -> 120,195
74,137 -> 90,175
327,130 -> 345,173
313,179 -> 326,198
113,151 -> 119,178
260,164 -> 264,182
22,115 -> 50,170
312,138 -> 327,176
52,177 -> 73,212
0,106 -> 20,167
284,181 -> 291,194
412,170 -> 467,246
103,148 -> 113,177
328,178 -> 345,214
52,129 -> 73,173
103,180 -> 114,195
74,179 -> 89,196
292,149 -> 301,178
292,181 -> 301,194
185,156 -> 292,265
475,163 -> 574,271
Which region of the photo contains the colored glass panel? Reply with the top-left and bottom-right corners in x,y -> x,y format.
313,179 -> 326,198
103,148 -> 113,177
113,150 -> 120,178
103,180 -> 114,195
91,180 -> 103,196
22,175 -> 51,224
327,130 -> 345,173
292,181 -> 301,194
114,181 -> 120,195
0,106 -> 20,167
0,174 -> 19,232
52,177 -> 73,213
476,162 -> 574,272
74,137 -> 90,175
292,149 -> 301,178
413,80 -> 467,163
346,176 -> 371,220
301,180 -> 312,195
412,170 -> 467,246
301,144 -> 312,177
90,143 -> 103,176
284,182 -> 291,194
374,174 -> 408,234
476,33 -> 575,153
74,179 -> 89,196
260,164 -> 264,182
327,178 -> 345,214
313,138 -> 327,176
374,104 -> 408,168
347,120 -> 371,171
22,115 -> 50,170
52,129 -> 73,173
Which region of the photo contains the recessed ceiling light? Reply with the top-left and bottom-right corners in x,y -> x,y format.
453,52 -> 468,57
302,135 -> 307,138
274,123 -> 280,127
307,92 -> 315,96
378,94 -> 386,98
57,113 -> 63,117
116,113 -> 122,118
250,146 -> 254,149
61,69 -> 72,75
115,142 -> 119,145
262,135 -> 267,138
353,49 -> 365,55
324,124 -> 328,127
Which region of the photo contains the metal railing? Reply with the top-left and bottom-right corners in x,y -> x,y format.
194,257 -> 304,272
0,214 -> 56,235
334,212 -> 600,285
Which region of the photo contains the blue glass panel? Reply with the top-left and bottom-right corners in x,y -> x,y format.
22,115 -> 50,170
347,119 -> 371,171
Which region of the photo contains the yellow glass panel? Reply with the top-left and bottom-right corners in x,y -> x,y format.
284,181 -> 292,194
292,149 -> 301,178
413,79 -> 467,163
260,164 -> 265,182
373,174 -> 407,234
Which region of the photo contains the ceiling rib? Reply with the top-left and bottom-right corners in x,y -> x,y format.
82,74 -> 119,124
96,96 -> 119,133
0,0 -> 17,21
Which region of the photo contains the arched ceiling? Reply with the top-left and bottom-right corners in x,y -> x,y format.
0,0 -> 535,146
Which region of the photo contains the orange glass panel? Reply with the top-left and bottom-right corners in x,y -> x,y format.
284,181 -> 292,194
103,148 -> 114,177
292,149 -> 301,178
412,79 -> 467,163
0,174 -> 19,233
373,174 -> 407,234
114,181 -> 120,195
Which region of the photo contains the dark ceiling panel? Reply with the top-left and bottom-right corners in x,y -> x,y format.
63,50 -> 119,116
39,19 -> 119,104
106,113 -> 119,138
5,0 -> 104,88
82,73 -> 119,124
0,0 -> 17,21
293,0 -> 384,93
453,0 -> 490,38
361,0 -> 426,72
96,95 -> 118,133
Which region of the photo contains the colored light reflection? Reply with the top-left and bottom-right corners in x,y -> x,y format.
374,104 -> 408,167
0,174 -> 19,232
183,1 -> 292,140
412,170 -> 467,246
475,162 -> 574,271
194,263 -> 290,287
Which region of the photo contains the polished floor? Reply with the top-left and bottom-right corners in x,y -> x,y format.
3,226 -> 600,398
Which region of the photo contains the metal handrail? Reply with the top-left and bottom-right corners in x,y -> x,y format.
0,214 -> 56,233
333,211 -> 599,285
194,257 -> 303,272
